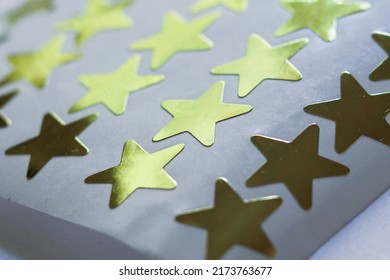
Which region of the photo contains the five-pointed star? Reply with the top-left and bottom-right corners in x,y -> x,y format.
370,31 -> 390,81
57,0 -> 133,46
0,90 -> 18,128
69,55 -> 164,115
275,0 -> 371,42
6,112 -> 98,179
191,0 -> 248,13
304,72 -> 390,153
85,140 -> 185,208
246,124 -> 349,210
0,36 -> 81,89
153,81 -> 252,146
176,178 -> 282,259
130,11 -> 219,69
211,34 -> 308,97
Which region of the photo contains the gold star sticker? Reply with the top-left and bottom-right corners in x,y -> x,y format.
6,112 -> 98,179
370,31 -> 390,81
130,11 -> 219,69
85,140 -> 184,208
275,0 -> 371,42
211,34 -> 308,97
176,178 -> 282,259
191,0 -> 248,13
57,0 -> 133,46
0,36 -> 81,89
246,124 -> 349,210
153,81 -> 252,146
304,72 -> 390,153
69,55 -> 164,115
0,90 -> 18,128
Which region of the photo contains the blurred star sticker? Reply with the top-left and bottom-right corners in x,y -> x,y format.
69,55 -> 164,115
275,0 -> 371,42
176,178 -> 282,260
304,72 -> 390,153
153,81 -> 252,147
246,124 -> 350,210
0,90 -> 18,128
370,31 -> 390,81
7,0 -> 54,27
57,0 -> 133,46
130,11 -> 219,69
211,34 -> 308,97
85,140 -> 185,209
0,36 -> 81,89
191,0 -> 248,13
6,112 -> 98,179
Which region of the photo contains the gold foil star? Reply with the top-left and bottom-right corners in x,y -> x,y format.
191,0 -> 248,13
370,31 -> 390,81
130,11 -> 219,69
304,72 -> 390,153
0,90 -> 18,128
0,36 -> 81,89
275,0 -> 371,42
6,112 -> 98,179
246,124 -> 349,210
85,140 -> 185,208
69,55 -> 164,115
176,178 -> 282,259
153,81 -> 252,146
211,34 -> 308,97
57,0 -> 133,46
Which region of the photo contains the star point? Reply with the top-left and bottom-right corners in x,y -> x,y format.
369,31 -> 390,81
176,178 -> 282,259
0,90 -> 18,128
130,12 -> 219,69
246,124 -> 350,210
153,81 -> 252,146
69,55 -> 164,115
304,72 -> 390,153
0,36 -> 81,89
191,0 -> 248,13
6,112 -> 98,179
211,34 -> 308,97
85,140 -> 185,208
57,0 -> 133,46
275,0 -> 371,42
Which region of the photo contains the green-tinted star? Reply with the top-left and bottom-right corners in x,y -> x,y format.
6,112 -> 98,179
211,34 -> 308,97
275,0 -> 371,42
7,0 -> 54,27
69,55 -> 164,115
153,81 -> 252,146
0,36 -> 81,89
85,140 -> 185,208
191,0 -> 248,13
176,178 -> 282,259
304,72 -> 390,153
57,0 -> 133,46
370,31 -> 390,81
130,11 -> 219,69
0,90 -> 18,128
246,124 -> 350,210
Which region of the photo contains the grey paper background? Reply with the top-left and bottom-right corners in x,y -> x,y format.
0,0 -> 389,259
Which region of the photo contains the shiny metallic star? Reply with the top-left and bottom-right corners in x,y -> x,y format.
370,31 -> 390,81
85,140 -> 185,208
275,0 -> 370,42
176,178 -> 282,259
6,112 -> 98,179
304,72 -> 390,153
246,124 -> 350,210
